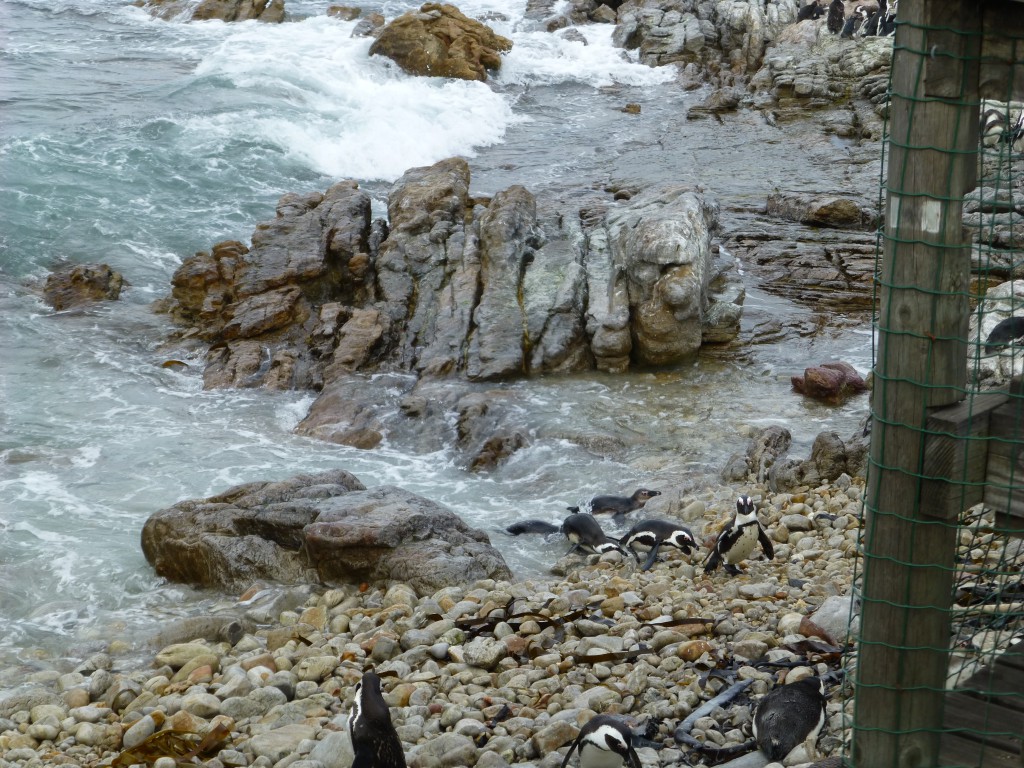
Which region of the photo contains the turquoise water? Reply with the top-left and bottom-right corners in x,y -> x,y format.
0,0 -> 870,678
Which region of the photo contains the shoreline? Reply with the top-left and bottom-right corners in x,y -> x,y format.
0,476 -> 864,768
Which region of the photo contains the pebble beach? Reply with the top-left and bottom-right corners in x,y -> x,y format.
0,477 -> 865,768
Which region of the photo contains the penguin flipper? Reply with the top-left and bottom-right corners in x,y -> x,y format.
757,525 -> 775,560
506,520 -> 561,536
703,549 -> 722,573
558,733 -> 583,768
641,542 -> 663,572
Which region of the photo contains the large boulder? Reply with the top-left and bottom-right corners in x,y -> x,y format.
137,0 -> 285,22
141,469 -> 512,595
43,263 -> 124,311
369,3 -> 512,81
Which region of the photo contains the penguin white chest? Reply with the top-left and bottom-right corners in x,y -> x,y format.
579,743 -> 628,768
724,524 -> 759,564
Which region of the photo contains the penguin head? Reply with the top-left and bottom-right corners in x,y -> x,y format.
350,671 -> 394,739
633,488 -> 661,503
668,529 -> 696,552
735,494 -> 757,519
573,717 -> 642,768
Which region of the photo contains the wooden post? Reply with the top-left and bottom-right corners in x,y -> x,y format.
853,1 -> 981,767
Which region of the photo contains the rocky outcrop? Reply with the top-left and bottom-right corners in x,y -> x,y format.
766,191 -> 878,230
141,469 -> 512,595
43,263 -> 125,311
368,3 -> 512,81
163,157 -> 740,392
612,0 -> 798,86
791,361 -> 868,403
137,0 -> 285,22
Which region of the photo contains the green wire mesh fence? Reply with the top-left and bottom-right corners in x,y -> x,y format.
846,3 -> 1024,767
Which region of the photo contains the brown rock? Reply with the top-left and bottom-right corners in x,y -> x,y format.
791,361 -> 867,403
369,3 -> 512,81
138,0 -> 284,22
43,263 -> 124,311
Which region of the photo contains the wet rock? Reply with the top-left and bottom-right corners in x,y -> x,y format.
722,425 -> 792,484
137,0 -> 284,22
766,191 -> 878,230
43,263 -> 124,311
142,469 -> 511,594
369,3 -> 512,81
791,361 -> 867,403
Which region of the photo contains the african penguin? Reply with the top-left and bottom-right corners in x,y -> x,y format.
859,9 -> 879,36
559,714 -> 642,768
984,316 -> 1024,352
753,676 -> 827,761
568,488 -> 661,522
826,0 -> 845,33
878,0 -> 897,34
797,0 -> 823,21
981,108 -> 1009,147
507,513 -> 627,558
703,494 -> 775,575
840,5 -> 867,38
350,671 -> 407,768
619,519 -> 697,572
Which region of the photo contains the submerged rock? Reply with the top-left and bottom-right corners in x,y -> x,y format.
141,469 -> 512,594
791,361 -> 867,403
43,263 -> 125,311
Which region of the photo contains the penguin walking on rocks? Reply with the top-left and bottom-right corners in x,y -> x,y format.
619,519 -> 697,572
840,5 -> 868,38
753,676 -> 827,761
703,494 -> 774,575
568,488 -> 661,522
507,513 -> 628,558
350,671 -> 407,768
984,316 -> 1024,352
559,714 -> 642,768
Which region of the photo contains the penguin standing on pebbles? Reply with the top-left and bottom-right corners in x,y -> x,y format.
703,494 -> 774,575
350,671 -> 407,768
753,676 -> 827,761
559,714 -> 642,768
507,513 -> 628,558
619,519 -> 697,572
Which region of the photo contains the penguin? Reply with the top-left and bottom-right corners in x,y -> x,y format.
981,107 -> 1009,147
797,0 -> 823,21
840,5 -> 867,38
568,488 -> 661,522
349,671 -> 407,768
859,9 -> 879,35
984,316 -> 1024,352
878,0 -> 897,34
559,714 -> 642,768
826,0 -> 845,33
752,676 -> 827,761
507,513 -> 628,558
703,494 -> 775,575
1008,110 -> 1024,147
619,519 -> 697,572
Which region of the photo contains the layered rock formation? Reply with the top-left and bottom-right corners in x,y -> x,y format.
164,157 -> 740,392
137,0 -> 285,22
141,469 -> 512,594
43,263 -> 125,311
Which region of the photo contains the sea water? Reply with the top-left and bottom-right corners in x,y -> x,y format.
0,0 -> 871,677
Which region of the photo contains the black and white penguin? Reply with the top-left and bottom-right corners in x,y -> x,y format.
984,316 -> 1024,352
568,488 -> 662,522
981,107 -> 1009,147
559,714 -> 642,768
507,513 -> 627,558
1008,110 -> 1024,147
840,5 -> 867,38
619,519 -> 697,572
859,9 -> 880,36
703,494 -> 775,575
752,676 -> 827,761
826,0 -> 845,33
797,0 -> 823,21
350,671 -> 407,768
878,0 -> 897,34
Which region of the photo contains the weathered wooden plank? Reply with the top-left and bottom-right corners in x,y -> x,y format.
923,393 -> 1006,519
939,730 -> 1021,767
943,692 -> 1024,753
982,398 -> 1024,530
979,1 -> 1024,101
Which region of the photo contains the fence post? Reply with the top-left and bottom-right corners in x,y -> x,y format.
853,1 -> 981,766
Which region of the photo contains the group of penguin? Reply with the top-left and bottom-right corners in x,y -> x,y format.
506,490 -> 773,577
798,0 -> 898,39
350,667 -> 828,768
